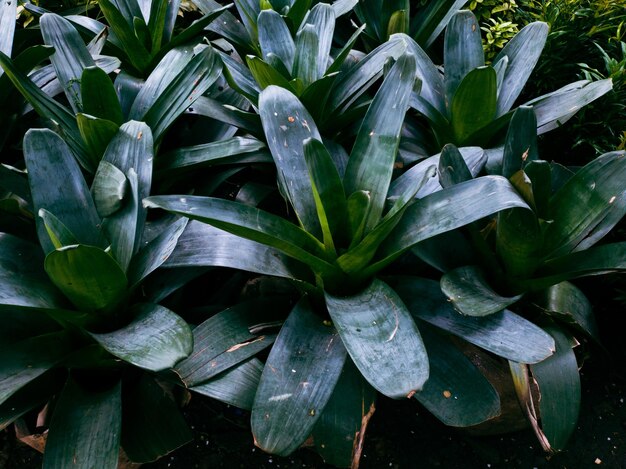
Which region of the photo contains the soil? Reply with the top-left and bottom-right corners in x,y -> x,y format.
2,279 -> 626,469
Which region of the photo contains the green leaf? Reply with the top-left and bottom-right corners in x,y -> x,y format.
530,326 -> 580,451
438,143 -> 473,187
39,208 -> 79,249
92,160 -> 129,218
81,66 -> 124,125
251,298 -> 347,456
186,96 -> 263,137
122,374 -> 192,463
325,23 -> 366,76
258,85 -> 323,237
388,9 -> 409,36
23,129 -> 105,254
98,0 -> 151,73
373,176 -> 530,274
344,52 -> 416,232
544,151 -> 626,258
43,378 -> 121,469
129,44 -> 222,141
232,0 -> 260,42
246,54 -> 295,90
40,13 -> 96,114
148,0 -> 168,53
127,217 -> 188,287
501,106 -> 539,179
0,45 -> 55,104
0,53 -> 91,171
293,24 -> 320,87
325,278 -> 428,398
303,137 -> 348,253
346,190 -> 371,248
413,325 -> 500,427
311,360 -> 376,468
391,276 -> 555,363
77,113 -> 120,162
0,332 -> 72,406
444,10 -> 484,108
440,265 -> 523,317
44,244 -> 128,314
494,22 -> 548,116
300,2 -> 335,80
191,358 -> 263,410
175,298 -> 290,385
496,204 -> 543,278
89,303 -> 192,371
0,0 -> 17,56
411,0 -> 467,48
144,195 -> 336,279
451,66 -> 497,144
258,9 -> 295,72
163,221 -> 312,281
525,160 -> 551,219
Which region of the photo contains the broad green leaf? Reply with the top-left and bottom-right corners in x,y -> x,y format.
530,326 -> 580,451
191,358 -> 263,410
525,160 -> 551,219
115,71 -> 144,119
535,281 -> 599,342
501,106 -> 538,179
325,23 -> 366,76
331,0 -> 357,17
258,9 -> 295,71
494,22 -> 548,116
346,190 -> 371,248
130,44 -> 222,141
122,374 -> 192,463
39,209 -> 79,249
186,96 -> 263,137
544,151 -> 626,258
387,9 -> 409,36
40,13 -> 96,113
174,298 -> 289,385
0,53 -> 91,171
496,205 -> 543,278
444,10 -> 484,108
303,137 -> 348,253
0,0 -> 17,56
148,0 -> 168,53
144,196 -> 337,279
194,0 -> 255,54
232,0 -> 259,42
440,265 -> 523,317
411,0 -> 467,48
44,244 -> 128,314
438,144 -> 473,187
163,221 -> 312,281
258,85 -> 323,237
219,49 -> 261,103
98,0 -> 151,73
81,66 -> 124,125
23,129 -> 105,253
311,360 -> 377,468
372,176 -> 530,274
0,45 -> 54,104
246,54 -> 295,90
77,113 -> 120,162
325,278 -> 428,398
301,2 -> 335,79
251,298 -> 347,456
391,276 -> 555,363
293,24 -> 320,87
90,303 -> 192,371
157,136 -> 269,171
127,217 -> 188,287
43,378 -> 121,469
413,325 -> 500,427
344,52 -> 416,232
451,66 -> 497,144
105,169 -> 139,271
0,332 -> 72,406
92,160 -> 129,218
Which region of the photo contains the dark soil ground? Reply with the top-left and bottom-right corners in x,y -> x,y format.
2,278 -> 625,469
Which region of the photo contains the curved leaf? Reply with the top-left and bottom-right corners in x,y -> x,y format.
251,298 -> 347,456
0,0 -> 17,56
92,160 -> 129,218
451,66 -> 497,144
89,303 -> 192,372
258,9 -> 295,72
77,113 -> 120,162
325,278 -> 429,398
81,66 -> 124,125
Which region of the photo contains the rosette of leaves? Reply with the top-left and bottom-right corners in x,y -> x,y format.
0,12 -> 222,175
0,121 -> 198,467
403,9 -> 613,152
146,54 -> 558,467
421,106 -> 626,452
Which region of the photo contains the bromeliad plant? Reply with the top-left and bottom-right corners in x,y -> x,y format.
0,121 -> 198,467
418,106 -> 626,451
146,53 -> 560,467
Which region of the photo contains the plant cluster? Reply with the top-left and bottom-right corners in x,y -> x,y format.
0,1 -> 624,468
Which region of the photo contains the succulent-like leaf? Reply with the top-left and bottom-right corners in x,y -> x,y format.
325,279 -> 429,398
77,113 -> 121,162
44,244 -> 128,314
443,10 -> 484,108
391,276 -> 555,364
530,326 -> 580,451
0,0 -> 17,56
301,2 -> 335,79
251,298 -> 347,456
501,106 -> 538,179
438,144 -> 473,187
43,378 -> 121,469
39,209 -> 79,249
440,265 -> 523,317
81,66 -> 124,125
92,160 -> 129,218
258,9 -> 295,71
23,129 -> 105,253
411,0 -> 467,48
246,54 -> 295,90
451,66 -> 497,144
89,303 -> 192,371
